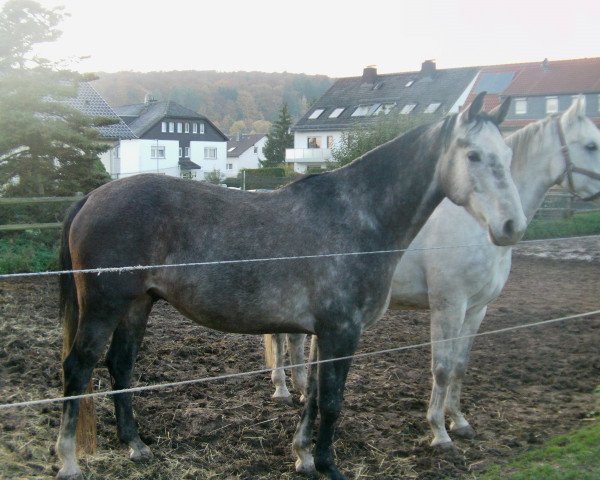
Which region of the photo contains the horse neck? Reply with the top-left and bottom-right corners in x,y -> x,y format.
506,118 -> 565,222
336,122 -> 446,247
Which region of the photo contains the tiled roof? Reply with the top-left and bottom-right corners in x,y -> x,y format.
292,64 -> 480,132
463,57 -> 600,111
179,158 -> 201,169
65,82 -> 136,140
112,100 -> 216,137
227,133 -> 266,157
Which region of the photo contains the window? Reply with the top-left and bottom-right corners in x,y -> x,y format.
405,80 -> 415,87
329,107 -> 345,118
253,146 -> 258,153
308,108 -> 325,119
185,123 -> 190,133
546,96 -> 558,114
374,103 -> 396,115
307,136 -> 321,148
200,123 -> 205,134
515,98 -> 527,115
424,102 -> 441,113
151,145 -> 166,159
228,147 -> 236,152
177,122 -> 183,133
185,147 -> 190,158
161,121 -> 167,133
204,147 -> 217,159
193,123 -> 198,134
351,104 -> 380,117
327,136 -> 334,149
400,103 -> 417,114
179,147 -> 183,158
168,122 -> 175,133
226,163 -> 233,170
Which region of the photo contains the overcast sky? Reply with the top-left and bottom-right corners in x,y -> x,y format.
18,0 -> 600,78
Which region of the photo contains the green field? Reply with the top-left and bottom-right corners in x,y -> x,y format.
524,211 -> 600,240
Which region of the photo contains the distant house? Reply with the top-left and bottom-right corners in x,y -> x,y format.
110,97 -> 228,180
461,57 -> 600,132
226,133 -> 267,177
287,61 -> 480,173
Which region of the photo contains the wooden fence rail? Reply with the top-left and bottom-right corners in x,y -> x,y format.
0,196 -> 80,232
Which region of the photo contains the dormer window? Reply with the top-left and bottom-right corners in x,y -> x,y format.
405,80 -> 414,87
400,103 -> 417,114
351,104 -> 380,117
309,108 -> 325,119
374,103 -> 396,115
329,107 -> 345,118
515,98 -> 527,115
424,102 -> 441,113
546,96 -> 558,114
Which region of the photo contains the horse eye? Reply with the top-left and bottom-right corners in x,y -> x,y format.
586,142 -> 598,152
467,151 -> 481,162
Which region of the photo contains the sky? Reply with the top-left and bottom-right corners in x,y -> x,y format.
13,0 -> 600,78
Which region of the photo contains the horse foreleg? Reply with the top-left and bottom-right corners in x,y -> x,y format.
105,296 -> 153,462
292,335 -> 318,474
445,306 -> 487,440
287,333 -> 308,402
56,309 -> 119,479
313,329 -> 359,480
269,333 -> 292,404
427,303 -> 465,449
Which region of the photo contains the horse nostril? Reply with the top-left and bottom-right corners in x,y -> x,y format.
503,220 -> 515,238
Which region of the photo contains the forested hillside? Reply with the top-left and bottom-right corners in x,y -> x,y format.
92,70 -> 333,135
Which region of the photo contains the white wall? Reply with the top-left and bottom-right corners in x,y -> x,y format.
190,140 -> 228,180
118,139 -> 180,178
225,136 -> 267,177
293,131 -> 343,149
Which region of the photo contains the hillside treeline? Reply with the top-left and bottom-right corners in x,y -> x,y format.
92,70 -> 333,135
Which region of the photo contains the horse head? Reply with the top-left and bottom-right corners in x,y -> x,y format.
437,92 -> 527,246
556,95 -> 600,200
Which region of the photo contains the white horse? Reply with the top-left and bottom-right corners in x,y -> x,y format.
265,96 -> 600,449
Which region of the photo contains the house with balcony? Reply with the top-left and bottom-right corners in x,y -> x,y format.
225,133 -> 267,177
109,97 -> 228,180
286,61 -> 480,173
461,57 -> 600,132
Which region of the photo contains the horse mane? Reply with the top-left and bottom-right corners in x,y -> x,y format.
506,115 -> 554,168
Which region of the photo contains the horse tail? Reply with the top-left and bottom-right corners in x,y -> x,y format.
264,334 -> 275,369
59,195 -> 97,454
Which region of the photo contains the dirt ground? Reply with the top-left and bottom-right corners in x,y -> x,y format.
1,238 -> 599,479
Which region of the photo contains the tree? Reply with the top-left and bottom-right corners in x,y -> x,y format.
0,0 -> 112,196
261,103 -> 293,167
330,112 -> 440,168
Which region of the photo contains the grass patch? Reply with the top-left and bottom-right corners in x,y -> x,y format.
478,387 -> 600,480
524,211 -> 600,240
0,230 -> 60,274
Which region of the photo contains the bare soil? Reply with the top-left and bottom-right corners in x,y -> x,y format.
1,246 -> 599,479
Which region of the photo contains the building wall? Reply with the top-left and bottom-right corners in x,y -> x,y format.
506,93 -> 600,122
190,141 -> 228,180
293,131 -> 343,150
118,139 -> 180,178
225,136 -> 267,177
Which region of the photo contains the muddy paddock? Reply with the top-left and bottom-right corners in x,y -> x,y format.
1,239 -> 599,479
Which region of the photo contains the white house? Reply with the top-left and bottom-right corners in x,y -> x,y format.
225,133 -> 267,177
286,62 -> 480,173
107,97 -> 229,180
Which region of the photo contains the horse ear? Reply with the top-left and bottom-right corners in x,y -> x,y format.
562,94 -> 587,126
488,96 -> 511,126
463,91 -> 486,123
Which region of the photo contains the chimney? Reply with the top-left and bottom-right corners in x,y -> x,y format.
362,65 -> 377,84
421,60 -> 436,76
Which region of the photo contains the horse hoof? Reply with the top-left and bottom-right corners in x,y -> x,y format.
273,395 -> 294,406
56,468 -> 83,480
431,441 -> 455,452
295,457 -> 317,475
129,445 -> 153,462
451,425 -> 476,439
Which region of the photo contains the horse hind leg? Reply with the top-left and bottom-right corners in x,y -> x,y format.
445,306 -> 487,440
268,333 -> 293,404
105,295 -> 154,462
287,333 -> 308,402
56,301 -> 125,479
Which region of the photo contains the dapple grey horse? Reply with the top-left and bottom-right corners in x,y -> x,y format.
55,92 -> 526,480
265,96 -> 600,456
